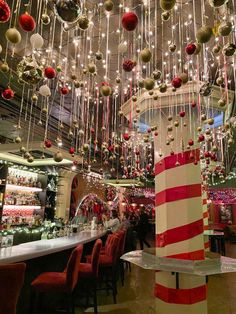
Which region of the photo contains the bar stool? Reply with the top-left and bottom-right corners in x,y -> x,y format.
87,234 -> 121,304
30,244 -> 83,314
116,230 -> 127,286
0,263 -> 26,314
77,239 -> 102,314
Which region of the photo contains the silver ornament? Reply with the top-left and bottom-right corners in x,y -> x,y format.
17,55 -> 43,85
54,0 -> 81,24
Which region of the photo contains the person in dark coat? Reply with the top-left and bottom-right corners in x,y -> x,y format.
137,207 -> 151,250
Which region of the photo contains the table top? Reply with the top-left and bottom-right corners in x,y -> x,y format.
0,229 -> 106,264
121,249 -> 236,276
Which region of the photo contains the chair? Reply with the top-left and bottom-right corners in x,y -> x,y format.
0,263 -> 26,314
30,245 -> 83,314
78,239 -> 102,314
87,233 -> 121,304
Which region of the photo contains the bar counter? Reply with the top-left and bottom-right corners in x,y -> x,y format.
0,229 -> 107,264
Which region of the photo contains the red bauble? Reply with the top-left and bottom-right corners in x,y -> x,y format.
108,145 -> 114,152
179,111 -> 185,117
44,67 -> 56,79
44,139 -> 52,148
188,139 -> 194,146
122,59 -> 136,72
73,160 -> 78,166
204,151 -> 211,158
191,100 -> 197,108
146,165 -> 151,171
194,160 -> 198,165
0,0 -> 10,23
154,131 -> 158,136
19,13 -> 36,32
60,86 -> 69,95
122,12 -> 138,31
2,88 -> 14,100
172,77 -> 182,88
135,151 -> 140,155
90,127 -> 95,133
198,134 -> 205,142
123,133 -> 130,141
69,147 -> 75,155
170,151 -> 174,156
185,43 -> 196,55
206,159 -> 210,165
147,128 -> 151,133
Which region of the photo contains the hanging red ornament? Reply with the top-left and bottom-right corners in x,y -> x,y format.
73,160 -> 78,166
122,59 -> 136,72
191,100 -> 197,108
69,147 -> 75,155
44,67 -> 56,79
189,152 -> 194,159
122,12 -> 138,31
185,43 -> 196,55
2,87 -> 14,100
154,131 -> 158,136
147,128 -> 152,133
19,13 -> 36,32
179,111 -> 185,117
60,86 -> 69,95
0,0 -> 10,23
204,151 -> 211,158
90,127 -> 95,134
135,150 -> 140,156
198,134 -> 205,142
123,133 -> 130,141
188,139 -> 194,146
172,77 -> 182,88
194,160 -> 198,165
146,165 -> 151,171
44,139 -> 52,148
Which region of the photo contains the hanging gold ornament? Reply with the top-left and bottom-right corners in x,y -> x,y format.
196,26 -> 213,43
136,107 -> 140,113
152,70 -> 162,80
174,121 -> 179,127
116,76 -> 121,83
71,74 -> 77,80
27,156 -> 34,163
140,48 -> 152,63
160,0 -> 176,11
101,85 -> 112,96
41,13 -> 50,25
24,152 -> 31,159
194,43 -> 202,55
161,11 -> 171,21
159,83 -> 167,93
153,94 -> 158,100
83,143 -> 89,151
95,51 -> 103,61
218,21 -> 232,36
5,28 -> 21,44
31,94 -> 38,102
149,90 -> 154,96
78,14 -> 89,30
144,78 -> 155,91
168,43 -> 176,53
87,62 -> 97,74
53,151 -> 63,162
222,43 -> 236,56
212,44 -> 222,54
216,76 -> 224,86
208,0 -> 228,8
15,136 -> 22,143
104,0 -> 114,11
132,96 -> 137,102
0,63 -> 9,73
138,79 -> 144,88
208,118 -> 214,125
74,80 -> 81,88
218,98 -> 226,107
168,115 -> 173,121
179,73 -> 188,84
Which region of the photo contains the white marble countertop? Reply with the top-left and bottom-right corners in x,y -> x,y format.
0,229 -> 106,264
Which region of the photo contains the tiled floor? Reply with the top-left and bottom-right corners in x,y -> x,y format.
76,242 -> 236,314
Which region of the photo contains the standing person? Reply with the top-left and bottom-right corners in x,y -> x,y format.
102,210 -> 120,232
137,207 -> 151,250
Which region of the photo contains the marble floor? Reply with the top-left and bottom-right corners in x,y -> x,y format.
75,242 -> 236,314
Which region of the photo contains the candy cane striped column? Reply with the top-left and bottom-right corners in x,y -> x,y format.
154,149 -> 207,314
202,182 -> 210,251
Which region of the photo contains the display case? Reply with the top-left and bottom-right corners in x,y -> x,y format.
1,167 -> 47,227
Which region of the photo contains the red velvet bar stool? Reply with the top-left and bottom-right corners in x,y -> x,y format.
30,245 -> 83,314
116,230 -> 127,286
87,234 -> 120,304
0,263 -> 26,314
77,239 -> 102,314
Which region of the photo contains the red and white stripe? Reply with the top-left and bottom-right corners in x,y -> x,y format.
202,183 -> 210,251
154,149 -> 207,313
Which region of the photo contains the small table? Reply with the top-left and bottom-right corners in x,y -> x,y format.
204,230 -> 225,256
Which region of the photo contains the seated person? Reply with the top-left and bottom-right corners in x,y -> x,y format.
120,212 -> 131,230
102,210 -> 120,232
71,208 -> 87,224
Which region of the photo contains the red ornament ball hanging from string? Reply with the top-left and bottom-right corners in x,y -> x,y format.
69,147 -> 75,155
123,133 -> 130,141
19,13 -> 36,32
122,12 -> 138,31
44,67 -> 56,79
185,43 -> 196,55
0,0 -> 10,23
191,100 -> 197,108
188,139 -> 194,146
198,134 -> 205,142
179,111 -> 185,118
2,88 -> 14,100
172,77 -> 182,88
44,139 -> 52,148
60,86 -> 69,95
122,59 -> 136,72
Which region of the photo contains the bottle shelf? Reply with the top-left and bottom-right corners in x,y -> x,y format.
3,205 -> 41,210
6,184 -> 43,192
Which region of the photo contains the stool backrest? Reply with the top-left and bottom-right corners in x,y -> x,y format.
66,244 -> 83,292
91,239 -> 102,277
0,263 -> 26,314
116,230 -> 127,257
106,234 -> 120,264
104,234 -> 113,255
